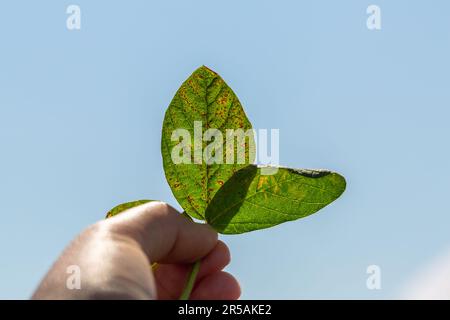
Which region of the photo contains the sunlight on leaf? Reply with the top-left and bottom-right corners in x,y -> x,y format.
161,66 -> 254,220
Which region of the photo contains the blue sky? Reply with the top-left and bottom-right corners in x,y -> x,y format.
1,0 -> 450,299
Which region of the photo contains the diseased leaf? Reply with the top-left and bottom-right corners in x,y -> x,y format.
161,66 -> 254,220
205,165 -> 346,234
106,200 -> 154,218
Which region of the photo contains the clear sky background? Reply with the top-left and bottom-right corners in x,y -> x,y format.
1,0 -> 450,299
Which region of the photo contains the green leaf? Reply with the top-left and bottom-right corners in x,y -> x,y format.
161,66 -> 254,220
106,200 -> 154,218
205,165 -> 346,234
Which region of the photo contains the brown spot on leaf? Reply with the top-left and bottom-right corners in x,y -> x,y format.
257,176 -> 268,190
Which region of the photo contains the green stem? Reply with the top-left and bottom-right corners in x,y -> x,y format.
179,260 -> 201,300
178,211 -> 201,300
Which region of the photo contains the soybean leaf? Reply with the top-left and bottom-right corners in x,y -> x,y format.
106,200 -> 154,218
205,165 -> 346,234
161,66 -> 254,220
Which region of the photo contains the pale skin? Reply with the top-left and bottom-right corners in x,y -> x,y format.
32,202 -> 241,300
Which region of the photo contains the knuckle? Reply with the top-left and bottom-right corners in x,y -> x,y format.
145,201 -> 177,217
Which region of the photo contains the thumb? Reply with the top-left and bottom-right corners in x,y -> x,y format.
105,201 -> 219,264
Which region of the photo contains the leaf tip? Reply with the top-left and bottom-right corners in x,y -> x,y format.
330,172 -> 347,197
199,65 -> 217,75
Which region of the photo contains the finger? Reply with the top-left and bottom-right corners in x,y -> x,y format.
154,240 -> 231,299
190,271 -> 241,300
105,201 -> 218,264
197,240 -> 231,278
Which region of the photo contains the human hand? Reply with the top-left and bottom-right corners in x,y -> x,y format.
32,202 -> 241,300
